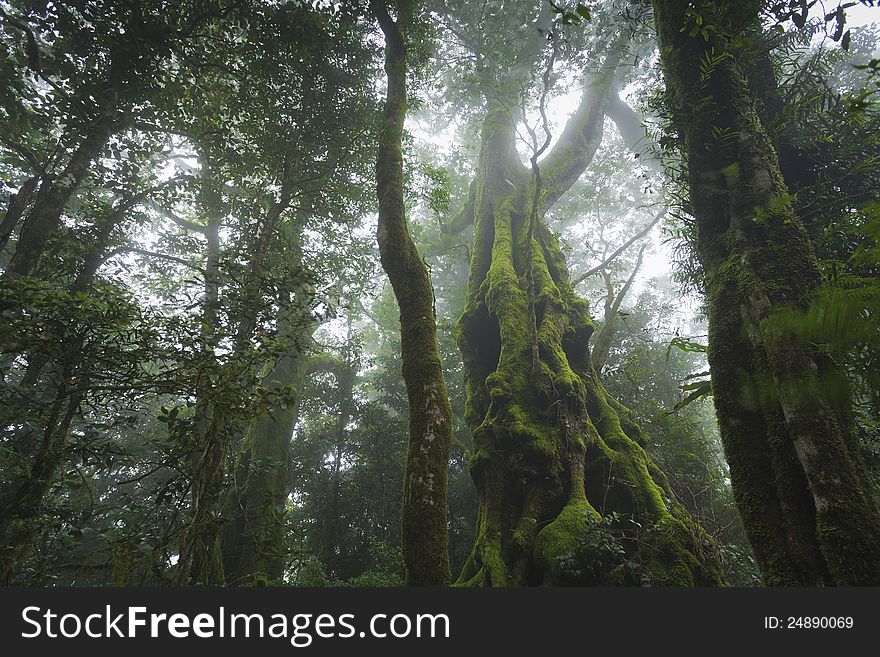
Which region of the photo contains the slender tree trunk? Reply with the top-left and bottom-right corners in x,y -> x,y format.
372,0 -> 454,586
591,244 -> 645,373
652,0 -> 880,585
181,156 -> 227,586
453,36 -> 722,586
2,80 -> 125,280
320,320 -> 355,580
193,151 -> 310,585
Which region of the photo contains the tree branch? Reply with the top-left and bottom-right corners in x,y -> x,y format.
149,202 -> 208,234
591,242 -> 646,372
440,176 -> 477,234
0,134 -> 46,175
109,246 -> 206,274
606,92 -> 661,173
572,208 -> 665,286
0,7 -> 41,71
539,32 -> 630,209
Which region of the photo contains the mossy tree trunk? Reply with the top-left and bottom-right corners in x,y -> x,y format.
454,44 -> 722,587
221,313 -> 311,585
373,0 -> 454,586
652,0 -> 880,585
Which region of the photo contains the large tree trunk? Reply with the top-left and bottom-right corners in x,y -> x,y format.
454,58 -> 722,585
373,0 -> 454,586
652,0 -> 880,585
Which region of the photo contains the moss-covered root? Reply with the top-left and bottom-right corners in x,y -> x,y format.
535,498 -> 600,585
455,196 -> 722,587
453,438 -> 522,587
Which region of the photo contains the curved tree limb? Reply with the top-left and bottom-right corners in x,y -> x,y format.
606,91 -> 662,173
538,32 -> 630,210
439,178 -> 477,234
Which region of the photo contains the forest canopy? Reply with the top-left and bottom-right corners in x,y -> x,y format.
1,0 -> 878,587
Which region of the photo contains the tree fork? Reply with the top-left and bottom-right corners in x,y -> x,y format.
455,93 -> 722,586
447,16 -> 725,583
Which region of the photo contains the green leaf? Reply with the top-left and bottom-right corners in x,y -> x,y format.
668,380 -> 713,414
683,370 -> 711,381
665,336 -> 708,360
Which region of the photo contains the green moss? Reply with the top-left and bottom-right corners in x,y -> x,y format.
512,516 -> 539,551
535,500 -> 600,584
640,514 -> 725,586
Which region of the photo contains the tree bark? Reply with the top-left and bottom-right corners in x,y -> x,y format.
373,0 -> 454,586
652,0 -> 880,585
0,176 -> 38,256
180,154 -> 227,586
